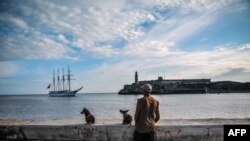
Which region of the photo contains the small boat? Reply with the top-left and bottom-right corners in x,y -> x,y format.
47,67 -> 83,97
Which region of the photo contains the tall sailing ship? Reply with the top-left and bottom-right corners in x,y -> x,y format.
47,67 -> 83,97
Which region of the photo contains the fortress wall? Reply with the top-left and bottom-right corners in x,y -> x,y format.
0,125 -> 223,141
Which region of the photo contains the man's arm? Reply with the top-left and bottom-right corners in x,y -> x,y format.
155,101 -> 160,123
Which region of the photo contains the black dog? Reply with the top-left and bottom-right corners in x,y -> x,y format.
80,107 -> 95,125
120,109 -> 132,125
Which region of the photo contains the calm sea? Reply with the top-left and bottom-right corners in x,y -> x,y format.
0,93 -> 250,120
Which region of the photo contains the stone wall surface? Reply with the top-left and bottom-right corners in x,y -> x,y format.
0,125 -> 223,141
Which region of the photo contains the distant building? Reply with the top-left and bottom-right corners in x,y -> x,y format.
119,71 -> 211,94
118,72 -> 250,94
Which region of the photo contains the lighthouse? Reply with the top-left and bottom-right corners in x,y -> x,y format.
135,71 -> 138,84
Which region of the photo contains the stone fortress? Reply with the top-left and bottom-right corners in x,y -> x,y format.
118,72 -> 250,94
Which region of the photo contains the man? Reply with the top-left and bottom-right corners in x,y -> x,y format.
119,109 -> 132,125
133,83 -> 160,141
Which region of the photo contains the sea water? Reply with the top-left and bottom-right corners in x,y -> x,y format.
0,93 -> 250,120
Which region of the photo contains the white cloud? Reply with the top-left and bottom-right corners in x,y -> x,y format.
0,13 -> 28,30
1,33 -> 68,60
140,0 -> 238,12
0,62 -> 18,77
86,46 -> 119,58
13,0 -> 151,58
239,44 -> 250,50
164,13 -> 216,42
57,34 -> 69,44
123,40 -> 175,57
0,0 -> 246,60
10,17 -> 28,29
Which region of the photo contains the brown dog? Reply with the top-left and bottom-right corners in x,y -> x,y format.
80,107 -> 95,125
120,109 -> 132,125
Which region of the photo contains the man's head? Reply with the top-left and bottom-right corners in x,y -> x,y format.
142,83 -> 152,95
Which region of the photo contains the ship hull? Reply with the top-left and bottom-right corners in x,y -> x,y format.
49,91 -> 77,97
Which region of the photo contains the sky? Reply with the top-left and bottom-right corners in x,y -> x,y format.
0,0 -> 250,94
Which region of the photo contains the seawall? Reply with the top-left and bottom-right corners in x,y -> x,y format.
0,125 -> 223,141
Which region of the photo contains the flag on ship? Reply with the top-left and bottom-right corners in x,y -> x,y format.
47,84 -> 51,89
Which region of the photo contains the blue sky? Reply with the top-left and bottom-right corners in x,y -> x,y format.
0,0 -> 250,94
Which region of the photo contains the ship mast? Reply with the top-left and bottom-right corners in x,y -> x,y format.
62,68 -> 65,91
57,69 -> 60,91
68,66 -> 71,91
53,70 -> 55,91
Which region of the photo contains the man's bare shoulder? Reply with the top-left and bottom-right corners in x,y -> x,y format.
149,96 -> 158,100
